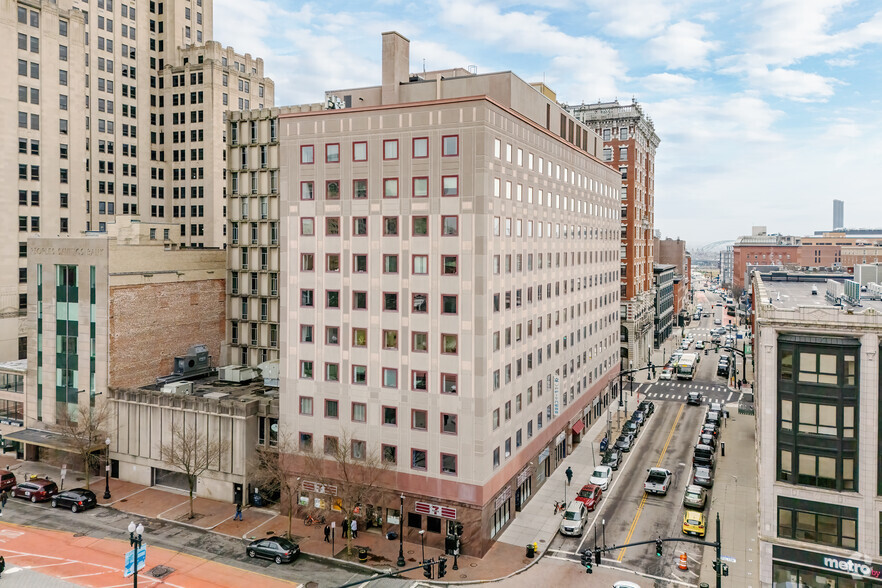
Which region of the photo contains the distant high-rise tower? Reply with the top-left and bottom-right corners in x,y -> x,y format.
833,199 -> 844,229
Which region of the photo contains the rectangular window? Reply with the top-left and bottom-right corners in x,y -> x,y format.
352,328 -> 367,347
442,216 -> 458,236
353,217 -> 367,235
353,292 -> 367,310
325,399 -> 339,419
353,254 -> 367,273
353,179 -> 367,199
412,370 -> 428,391
383,406 -> 398,426
384,178 -> 399,198
413,216 -> 428,236
353,141 -> 367,161
326,180 -> 340,200
442,135 -> 459,156
383,216 -> 399,236
300,361 -> 313,379
411,449 -> 427,470
442,334 -> 458,354
413,177 -> 428,198
384,292 -> 398,311
412,410 -> 428,431
300,181 -> 314,200
442,295 -> 457,315
383,139 -> 398,160
442,374 -> 457,394
442,256 -> 458,275
413,137 -> 428,158
441,454 -> 457,475
412,332 -> 428,352
412,293 -> 428,313
352,402 -> 367,422
301,218 -> 314,235
383,254 -> 398,274
325,363 -> 339,381
325,143 -> 340,163
413,255 -> 428,275
442,175 -> 459,197
352,365 -> 367,384
300,145 -> 314,164
441,414 -> 457,435
299,396 -> 314,415
382,368 -> 398,388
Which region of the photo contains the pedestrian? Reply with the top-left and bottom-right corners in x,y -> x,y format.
342,519 -> 348,538
0,553 -> 5,576
351,518 -> 357,539
323,524 -> 331,542
1,490 -> 8,509
565,466 -> 573,485
233,503 -> 243,521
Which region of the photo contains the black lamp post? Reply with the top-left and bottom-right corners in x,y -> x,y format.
396,494 -> 405,567
419,529 -> 426,562
128,521 -> 144,588
103,437 -> 112,500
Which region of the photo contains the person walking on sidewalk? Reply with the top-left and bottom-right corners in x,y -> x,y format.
351,518 -> 358,539
342,518 -> 348,538
1,489 -> 8,509
233,503 -> 243,521
565,466 -> 573,485
323,524 -> 331,542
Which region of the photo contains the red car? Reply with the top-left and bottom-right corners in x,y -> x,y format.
575,484 -> 602,511
13,478 -> 58,503
0,469 -> 17,491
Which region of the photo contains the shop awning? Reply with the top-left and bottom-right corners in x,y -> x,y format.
2,428 -> 93,452
572,420 -> 585,435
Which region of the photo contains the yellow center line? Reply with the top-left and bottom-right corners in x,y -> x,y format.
617,403 -> 685,562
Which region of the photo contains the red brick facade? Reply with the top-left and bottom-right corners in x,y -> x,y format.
108,279 -> 226,389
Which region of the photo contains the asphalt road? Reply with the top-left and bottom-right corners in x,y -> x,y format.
0,498 -> 408,588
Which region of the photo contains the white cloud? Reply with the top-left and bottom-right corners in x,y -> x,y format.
642,72 -> 697,93
826,57 -> 857,67
718,56 -> 839,101
585,0 -> 673,38
647,21 -> 719,69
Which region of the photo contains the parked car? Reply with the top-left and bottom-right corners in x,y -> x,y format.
601,449 -> 622,470
576,484 -> 602,511
589,466 -> 613,491
659,366 -> 674,380
701,422 -> 720,438
698,433 -> 717,451
622,420 -> 639,438
683,510 -> 707,537
705,411 -> 721,427
614,434 -> 634,453
0,470 -> 17,491
246,536 -> 301,564
687,391 -> 702,405
631,410 -> 646,427
12,478 -> 58,503
638,400 -> 655,416
683,485 -> 707,510
692,466 -> 714,488
51,488 -> 97,513
559,500 -> 588,536
708,401 -> 724,414
693,444 -> 716,469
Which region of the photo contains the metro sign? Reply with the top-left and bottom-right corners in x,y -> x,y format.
415,501 -> 456,519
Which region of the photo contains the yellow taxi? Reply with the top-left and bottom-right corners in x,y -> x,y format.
683,510 -> 706,537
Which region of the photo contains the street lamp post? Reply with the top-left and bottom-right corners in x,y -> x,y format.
419,529 -> 426,563
128,521 -> 144,588
396,494 -> 406,567
104,437 -> 111,500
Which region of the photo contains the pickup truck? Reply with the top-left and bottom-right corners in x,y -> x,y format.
644,467 -> 672,495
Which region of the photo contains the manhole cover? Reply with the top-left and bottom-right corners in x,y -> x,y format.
149,565 -> 174,578
469,563 -> 478,568
73,533 -> 87,537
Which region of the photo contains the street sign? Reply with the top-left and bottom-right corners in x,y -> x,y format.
124,546 -> 147,577
721,555 -> 736,563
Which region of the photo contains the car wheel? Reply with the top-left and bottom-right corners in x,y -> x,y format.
247,549 -> 256,558
274,555 -> 283,564
71,504 -> 78,513
51,500 -> 57,508
30,495 -> 37,503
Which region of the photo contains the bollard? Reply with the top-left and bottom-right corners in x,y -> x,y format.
721,441 -> 725,457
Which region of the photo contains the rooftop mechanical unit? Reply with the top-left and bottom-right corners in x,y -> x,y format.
161,382 -> 193,395
156,344 -> 214,385
217,365 -> 259,383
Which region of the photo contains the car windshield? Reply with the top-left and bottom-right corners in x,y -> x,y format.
593,470 -> 608,479
578,488 -> 596,499
687,517 -> 702,526
564,510 -> 581,521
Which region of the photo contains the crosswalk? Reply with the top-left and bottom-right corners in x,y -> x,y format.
651,382 -> 722,390
644,392 -> 733,402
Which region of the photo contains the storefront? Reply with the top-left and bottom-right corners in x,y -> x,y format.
772,545 -> 882,587
536,447 -> 550,485
514,465 -> 532,512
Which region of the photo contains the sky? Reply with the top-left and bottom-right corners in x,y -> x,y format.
213,0 -> 882,250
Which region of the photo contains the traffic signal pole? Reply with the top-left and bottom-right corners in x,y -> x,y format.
716,512 -> 722,588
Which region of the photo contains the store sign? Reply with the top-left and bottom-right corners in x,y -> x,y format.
517,467 -> 532,486
415,501 -> 456,519
494,487 -> 512,510
303,480 -> 337,496
553,376 -> 561,416
773,545 -> 882,579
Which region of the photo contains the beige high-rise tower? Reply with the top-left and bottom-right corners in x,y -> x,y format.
1,0 -> 273,360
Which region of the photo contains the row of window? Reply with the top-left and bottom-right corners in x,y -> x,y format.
298,433 -> 459,475
299,136 -> 459,165
299,253 -> 461,276
298,176 -> 459,200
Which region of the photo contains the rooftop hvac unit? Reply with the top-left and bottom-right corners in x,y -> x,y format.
202,391 -> 229,400
173,344 -> 211,377
258,359 -> 279,388
161,382 -> 193,395
217,365 -> 258,383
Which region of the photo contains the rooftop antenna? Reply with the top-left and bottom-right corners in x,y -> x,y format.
422,58 -> 426,74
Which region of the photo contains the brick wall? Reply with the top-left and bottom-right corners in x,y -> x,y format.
108,279 -> 226,389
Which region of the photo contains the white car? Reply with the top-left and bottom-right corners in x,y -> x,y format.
613,583 -> 642,588
695,340 -> 705,349
589,465 -> 613,491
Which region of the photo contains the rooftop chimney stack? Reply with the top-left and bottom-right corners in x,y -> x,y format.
381,31 -> 410,105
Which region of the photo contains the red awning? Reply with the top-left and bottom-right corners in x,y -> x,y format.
572,420 -> 585,435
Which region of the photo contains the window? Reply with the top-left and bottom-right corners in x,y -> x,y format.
442,374 -> 457,394
300,253 -> 314,271
300,289 -> 314,307
412,332 -> 428,352
442,334 -> 458,354
383,445 -> 397,465
352,328 -> 367,347
412,410 -> 428,430
326,180 -> 340,200
353,292 -> 367,310
442,176 -> 459,197
326,217 -> 340,235
413,255 -> 428,275
299,433 -> 313,451
441,454 -> 457,475
326,327 -> 339,345
442,295 -> 457,314
353,254 -> 367,273
324,436 -> 338,455
384,292 -> 398,311
300,145 -> 314,164
353,141 -> 367,161
325,363 -> 339,381
383,255 -> 398,274
383,216 -> 398,236
300,181 -> 314,200
384,178 -> 398,198
412,293 -> 428,313
326,254 -> 340,272
299,396 -> 313,415
382,368 -> 398,388
353,179 -> 367,199
383,330 -> 398,349
383,406 -> 398,426
413,137 -> 428,158
326,290 -> 340,308
442,256 -> 458,275
301,218 -> 314,235
300,324 -> 314,342
411,449 -> 427,470
353,217 -> 367,235
353,365 -> 367,384
442,216 -> 458,236
352,402 -> 367,422
325,143 -> 340,163
777,497 -> 856,549
412,371 -> 428,391
412,216 -> 428,236
441,414 -> 457,435
442,135 -> 459,156
300,361 -> 313,379
412,177 -> 428,198
383,139 -> 398,160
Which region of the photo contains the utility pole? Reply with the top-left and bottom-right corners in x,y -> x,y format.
716,512 -> 722,588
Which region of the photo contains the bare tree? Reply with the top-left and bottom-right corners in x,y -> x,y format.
303,430 -> 391,556
53,400 -> 112,490
161,418 -> 230,519
250,434 -> 299,539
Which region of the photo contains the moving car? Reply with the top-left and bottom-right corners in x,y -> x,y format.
601,448 -> 622,470
683,485 -> 707,510
638,400 -> 655,416
51,488 -> 97,513
693,313 -> 701,321
614,434 -> 634,453
12,478 -> 58,503
695,340 -> 705,350
717,361 -> 730,377
687,391 -> 702,405
576,484 -> 602,511
246,536 -> 301,564
559,500 -> 588,536
644,467 -> 673,495
0,470 -> 17,491
659,366 -> 674,380
714,318 -> 722,325
692,466 -> 714,488
589,466 -> 613,491
683,510 -> 707,537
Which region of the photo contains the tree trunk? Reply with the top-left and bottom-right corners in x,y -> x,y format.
82,455 -> 91,490
188,476 -> 195,519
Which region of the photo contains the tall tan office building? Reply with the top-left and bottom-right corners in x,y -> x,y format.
571,100 -> 660,368
229,32 -> 622,555
2,0 -> 273,360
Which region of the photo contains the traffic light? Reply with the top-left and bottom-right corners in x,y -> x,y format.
594,548 -> 601,565
423,560 -> 433,579
656,539 -> 663,557
714,560 -> 729,575
723,563 -> 729,576
650,363 -> 656,378
437,556 -> 447,578
580,549 -> 593,573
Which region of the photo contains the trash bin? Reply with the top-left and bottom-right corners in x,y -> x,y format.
358,548 -> 368,563
526,543 -> 535,558
386,531 -> 397,540
700,583 -> 709,588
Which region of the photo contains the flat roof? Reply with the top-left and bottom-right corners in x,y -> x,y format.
0,360 -> 26,374
760,281 -> 882,312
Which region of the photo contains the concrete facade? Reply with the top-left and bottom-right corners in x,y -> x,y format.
753,272 -> 882,586
265,32 -> 622,556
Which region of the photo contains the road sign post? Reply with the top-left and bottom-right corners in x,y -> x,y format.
124,546 -> 146,578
